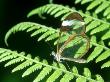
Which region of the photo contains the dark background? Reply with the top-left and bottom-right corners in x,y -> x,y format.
0,0 -> 51,82
0,0 -> 110,82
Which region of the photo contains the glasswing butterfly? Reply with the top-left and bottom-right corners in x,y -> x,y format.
51,12 -> 90,63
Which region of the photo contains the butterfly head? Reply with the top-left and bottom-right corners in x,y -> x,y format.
51,51 -> 61,62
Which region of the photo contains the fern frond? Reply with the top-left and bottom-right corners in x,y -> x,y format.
0,52 -> 18,63
75,0 -> 91,4
22,64 -> 42,77
60,72 -> 74,82
96,50 -> 110,63
5,4 -> 110,42
27,4 -> 72,20
101,61 -> 110,69
33,67 -> 52,82
4,22 -> 110,68
27,4 -> 110,41
12,59 -> 33,72
87,46 -> 103,62
5,4 -> 110,43
46,70 -> 62,82
4,4 -> 110,69
0,48 -> 104,82
83,68 -> 91,78
75,0 -> 110,19
5,22 -> 58,46
5,57 -> 24,67
87,36 -> 110,64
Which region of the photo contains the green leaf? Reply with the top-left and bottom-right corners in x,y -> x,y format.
102,31 -> 110,40
83,68 -> 91,78
22,64 -> 42,77
5,57 -> 24,67
96,50 -> 110,63
96,75 -> 104,82
33,67 -> 52,82
12,60 -> 33,73
103,7 -> 110,16
86,20 -> 101,32
87,46 -> 103,62
90,23 -> 109,35
75,0 -> 82,4
46,70 -> 62,82
60,72 -> 74,82
81,0 -> 92,4
95,1 -> 109,14
72,66 -> 78,74
87,0 -> 102,10
76,77 -> 86,82
101,61 -> 110,68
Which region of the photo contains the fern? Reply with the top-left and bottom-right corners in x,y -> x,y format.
5,22 -> 59,46
4,4 -> 110,68
75,0 -> 110,19
0,48 -> 104,82
27,4 -> 110,41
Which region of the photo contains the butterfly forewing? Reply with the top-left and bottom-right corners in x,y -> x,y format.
57,12 -> 88,61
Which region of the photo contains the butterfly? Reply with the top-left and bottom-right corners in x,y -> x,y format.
51,12 -> 90,63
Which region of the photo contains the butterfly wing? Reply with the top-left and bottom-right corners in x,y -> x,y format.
57,12 -> 89,61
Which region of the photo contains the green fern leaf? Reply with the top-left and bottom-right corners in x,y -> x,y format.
84,17 -> 92,24
54,9 -> 70,18
83,68 -> 91,78
5,22 -> 37,46
0,48 -> 104,82
96,50 -> 110,63
5,22 -> 58,45
101,61 -> 110,68
0,51 -> 11,60
26,25 -> 40,32
58,63 -> 67,70
75,0 -> 82,4
38,29 -> 55,41
5,57 -> 24,67
87,46 -> 103,62
27,4 -> 72,19
90,23 -> 109,35
60,73 -> 74,82
81,0 -> 92,4
46,70 -> 62,82
61,12 -> 72,21
12,60 -> 33,73
72,66 -> 78,74
45,32 -> 59,41
47,5 -> 58,14
96,75 -> 104,82
0,52 -> 18,63
87,0 -> 102,10
22,64 -> 42,77
75,0 -> 110,19
95,1 -> 109,14
104,7 -> 110,16
31,28 -> 48,37
86,20 -> 101,32
107,14 -> 110,19
76,77 -> 86,82
33,67 -> 52,82
12,55 -> 33,72
102,30 -> 110,40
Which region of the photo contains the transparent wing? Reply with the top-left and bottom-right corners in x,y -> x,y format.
57,12 -> 89,60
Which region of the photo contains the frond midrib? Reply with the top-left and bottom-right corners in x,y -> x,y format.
14,48 -> 98,82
